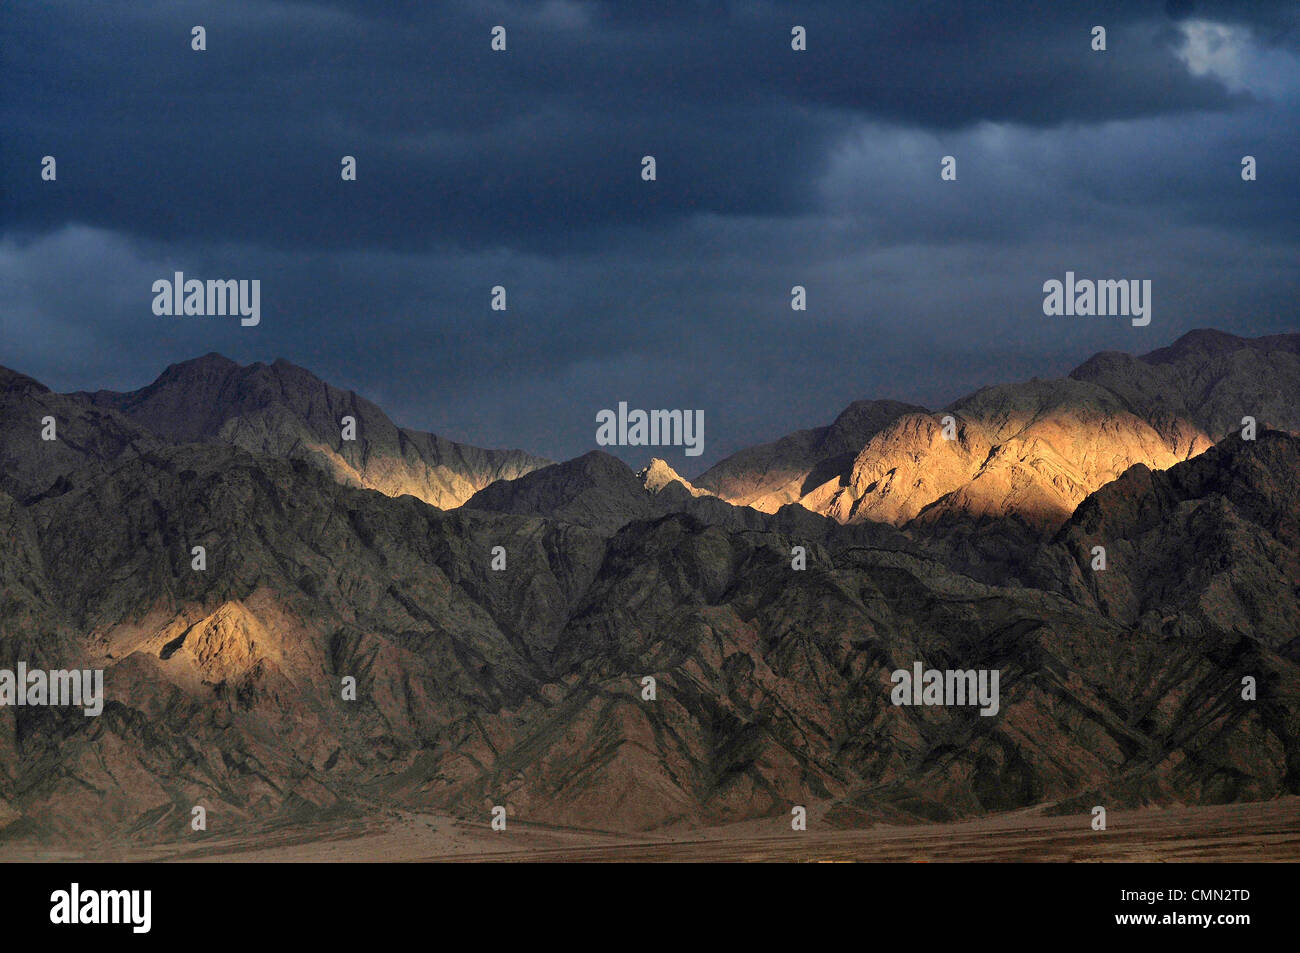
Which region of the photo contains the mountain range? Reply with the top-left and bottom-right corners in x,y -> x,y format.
696,329 -> 1300,534
0,328 -> 1296,845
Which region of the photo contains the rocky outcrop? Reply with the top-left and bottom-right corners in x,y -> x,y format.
828,378 -> 1210,532
694,399 -> 926,512
639,458 -> 709,497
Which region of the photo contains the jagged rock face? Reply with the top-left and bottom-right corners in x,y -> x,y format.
639,458 -> 709,497
830,379 -> 1211,533
1034,430 -> 1300,651
1070,329 -> 1300,440
0,367 -> 160,500
694,399 -> 927,512
698,331 -> 1299,538
75,353 -> 550,509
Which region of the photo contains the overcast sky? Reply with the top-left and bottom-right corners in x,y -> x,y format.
3,0 -> 1298,472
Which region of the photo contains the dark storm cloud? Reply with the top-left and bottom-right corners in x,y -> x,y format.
1,0 -> 1298,470
3,0 -> 1295,252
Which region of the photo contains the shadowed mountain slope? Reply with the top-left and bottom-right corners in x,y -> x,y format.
1032,429 -> 1300,651
463,450 -> 778,535
0,366 -> 160,501
74,353 -> 549,508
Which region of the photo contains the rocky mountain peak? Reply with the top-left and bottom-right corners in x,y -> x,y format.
70,353 -> 549,508
639,458 -> 709,497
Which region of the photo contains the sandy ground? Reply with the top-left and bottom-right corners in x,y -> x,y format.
3,797 -> 1298,862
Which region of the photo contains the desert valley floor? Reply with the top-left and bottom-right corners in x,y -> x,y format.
2,798 -> 1296,863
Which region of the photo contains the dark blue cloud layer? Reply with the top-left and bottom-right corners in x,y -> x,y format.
1,0 -> 1297,470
